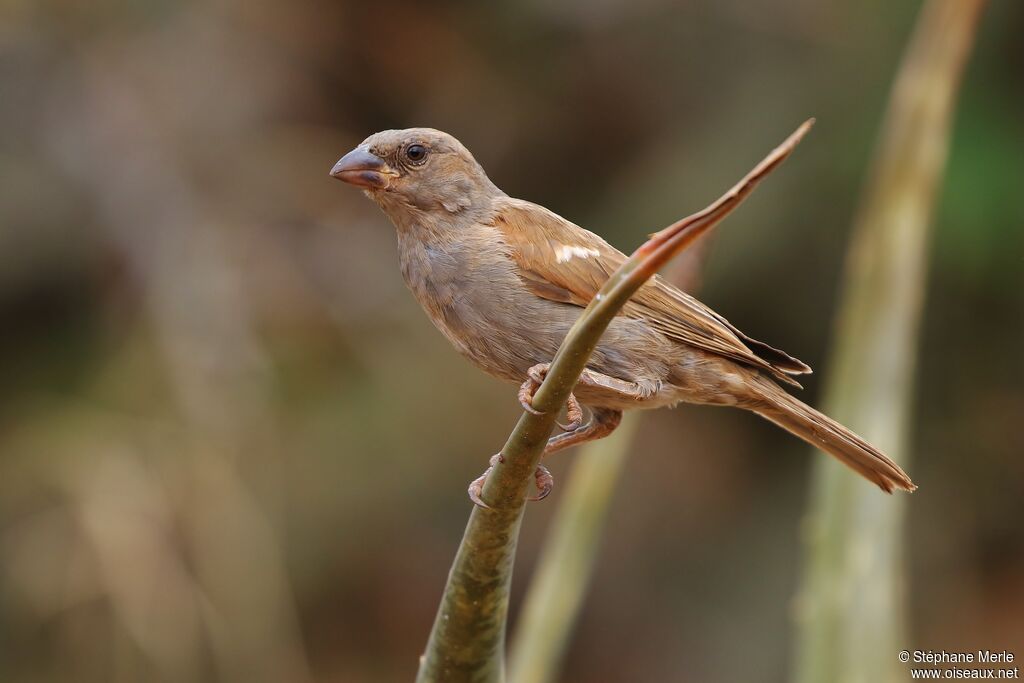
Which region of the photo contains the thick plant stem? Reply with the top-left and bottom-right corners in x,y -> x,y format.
793,2 -> 985,683
507,243 -> 710,683
507,416 -> 639,683
415,121 -> 813,683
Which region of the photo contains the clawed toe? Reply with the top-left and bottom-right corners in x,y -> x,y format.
522,363 -> 584,431
557,393 -> 585,432
467,454 -> 504,508
518,378 -> 546,416
467,471 -> 490,508
518,363 -> 551,415
527,364 -> 548,386
529,465 -> 554,501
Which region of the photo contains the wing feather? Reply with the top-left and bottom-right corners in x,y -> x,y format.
489,197 -> 811,384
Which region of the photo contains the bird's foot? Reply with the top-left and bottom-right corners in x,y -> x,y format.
517,373 -> 545,416
519,363 -> 584,432
467,454 -> 554,508
558,395 -> 585,432
467,454 -> 503,508
531,464 -> 554,502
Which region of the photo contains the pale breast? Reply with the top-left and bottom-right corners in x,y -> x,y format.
398,228 -> 567,381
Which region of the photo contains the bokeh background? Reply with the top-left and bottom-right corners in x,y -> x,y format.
1,1 -> 1021,681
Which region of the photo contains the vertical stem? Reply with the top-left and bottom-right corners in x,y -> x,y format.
793,2 -> 985,682
416,505 -> 526,683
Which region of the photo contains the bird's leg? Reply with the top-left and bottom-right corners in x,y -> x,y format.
467,407 -> 624,508
541,405 -> 622,456
469,365 -> 646,507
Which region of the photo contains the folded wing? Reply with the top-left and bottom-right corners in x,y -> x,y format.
489,197 -> 811,386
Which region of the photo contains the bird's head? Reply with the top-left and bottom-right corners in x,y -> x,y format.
330,128 -> 501,217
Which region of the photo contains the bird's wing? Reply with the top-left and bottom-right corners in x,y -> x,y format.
489,197 -> 811,384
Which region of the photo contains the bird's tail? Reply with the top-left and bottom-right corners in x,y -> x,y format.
749,377 -> 916,493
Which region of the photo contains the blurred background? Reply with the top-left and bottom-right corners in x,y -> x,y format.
1,1 -> 1021,681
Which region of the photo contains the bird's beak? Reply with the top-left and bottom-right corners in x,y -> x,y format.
330,147 -> 395,190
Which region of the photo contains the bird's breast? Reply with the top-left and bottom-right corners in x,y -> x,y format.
396,230 -> 569,381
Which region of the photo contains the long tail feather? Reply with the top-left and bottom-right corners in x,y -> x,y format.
750,379 -> 916,493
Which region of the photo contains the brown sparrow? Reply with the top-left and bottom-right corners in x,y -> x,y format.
330,128 -> 915,504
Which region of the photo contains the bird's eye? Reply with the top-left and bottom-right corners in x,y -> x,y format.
405,144 -> 428,163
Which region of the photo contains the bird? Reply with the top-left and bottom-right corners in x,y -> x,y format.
329,127 -> 916,505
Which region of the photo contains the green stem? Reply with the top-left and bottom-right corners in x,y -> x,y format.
507,414 -> 639,683
507,239 -> 712,683
416,122 -> 813,683
793,2 -> 985,682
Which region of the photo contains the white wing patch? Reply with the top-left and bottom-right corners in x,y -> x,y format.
554,244 -> 601,263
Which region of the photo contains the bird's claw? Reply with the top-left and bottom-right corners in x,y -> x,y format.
468,454 -> 504,508
467,472 -> 490,508
529,465 -> 554,501
526,364 -> 548,386
466,456 -> 554,507
557,394 -> 585,432
518,378 -> 546,416
521,363 -> 583,431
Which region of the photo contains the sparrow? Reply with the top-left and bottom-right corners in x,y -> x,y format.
330,128 -> 915,505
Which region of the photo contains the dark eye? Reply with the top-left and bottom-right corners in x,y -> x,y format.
405,144 -> 428,163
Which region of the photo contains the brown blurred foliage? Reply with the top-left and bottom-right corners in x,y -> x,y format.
1,1 -> 1021,681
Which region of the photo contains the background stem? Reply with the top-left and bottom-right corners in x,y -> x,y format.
793,1 -> 986,681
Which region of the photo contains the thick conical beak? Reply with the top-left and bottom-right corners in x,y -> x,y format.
330,147 -> 394,189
